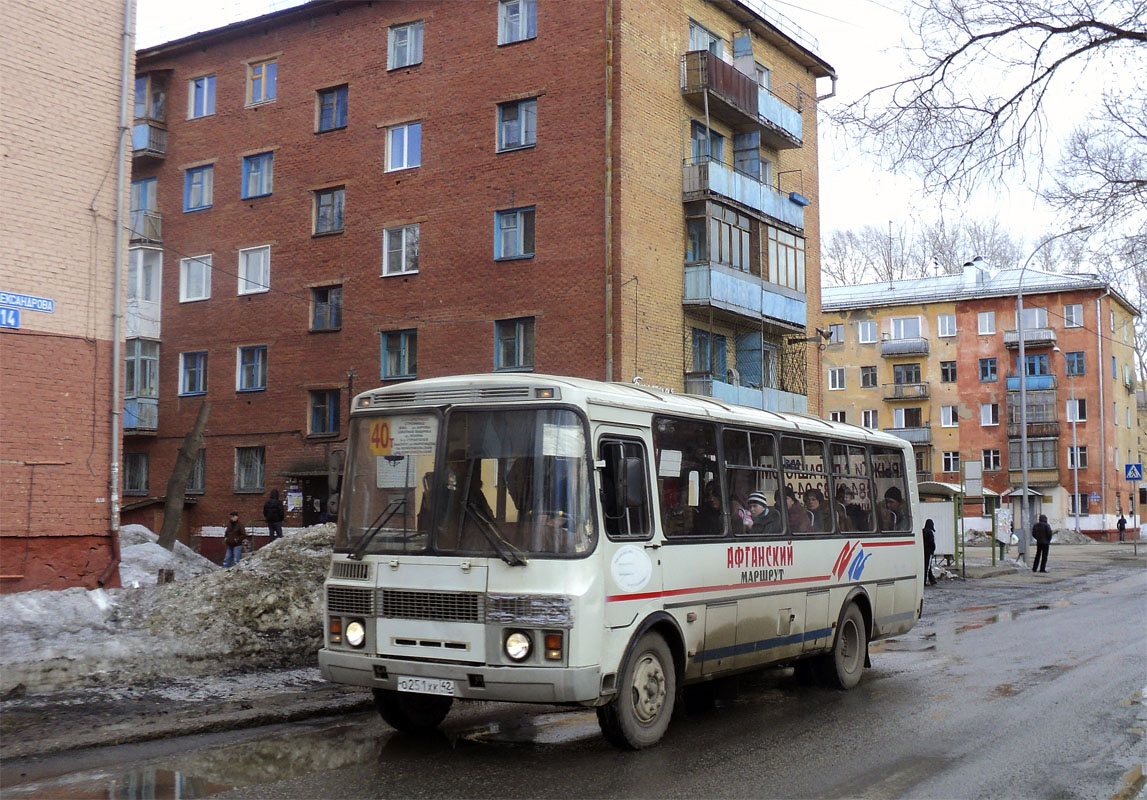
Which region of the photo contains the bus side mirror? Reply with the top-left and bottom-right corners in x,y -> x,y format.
621,456 -> 647,509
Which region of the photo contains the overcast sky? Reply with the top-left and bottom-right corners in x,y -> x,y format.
135,0 -> 1064,251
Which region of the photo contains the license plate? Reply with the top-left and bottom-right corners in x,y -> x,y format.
397,676 -> 455,697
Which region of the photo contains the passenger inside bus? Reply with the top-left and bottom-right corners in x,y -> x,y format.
746,491 -> 782,535
879,486 -> 904,531
783,486 -> 811,533
693,480 -> 724,535
804,487 -> 828,532
730,492 -> 752,533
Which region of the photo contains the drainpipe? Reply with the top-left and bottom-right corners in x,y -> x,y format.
1097,287 -> 1111,537
603,0 -> 614,380
100,0 -> 134,587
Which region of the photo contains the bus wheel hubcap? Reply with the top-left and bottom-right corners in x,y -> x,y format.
631,654 -> 666,723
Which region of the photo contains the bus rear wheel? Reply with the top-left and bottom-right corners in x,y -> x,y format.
597,632 -> 676,749
825,603 -> 867,690
372,688 -> 453,734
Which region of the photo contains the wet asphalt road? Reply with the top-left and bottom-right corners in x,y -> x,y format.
5,563 -> 1144,799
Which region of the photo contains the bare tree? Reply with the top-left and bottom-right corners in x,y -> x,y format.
157,401 -> 211,551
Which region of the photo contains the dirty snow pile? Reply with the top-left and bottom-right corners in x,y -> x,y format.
1052,528 -> 1096,544
0,524 -> 335,695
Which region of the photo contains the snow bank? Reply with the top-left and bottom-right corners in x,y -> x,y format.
117,524 -> 219,587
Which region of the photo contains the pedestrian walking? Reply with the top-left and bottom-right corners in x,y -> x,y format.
1117,514 -> 1126,543
223,511 -> 247,568
263,489 -> 285,542
1031,513 -> 1052,573
922,518 -> 937,585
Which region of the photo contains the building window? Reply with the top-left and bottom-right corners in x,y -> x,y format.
980,403 -> 999,426
766,226 -> 805,292
186,449 -> 206,494
1113,356 -> 1118,379
891,317 -> 921,339
862,409 -> 878,429
124,453 -> 149,495
247,58 -> 277,104
498,98 -> 537,151
1069,492 -> 1089,516
691,329 -> 726,374
942,451 -> 959,472
860,366 -> 877,388
827,324 -> 844,344
893,407 -> 923,428
1068,446 -> 1088,469
1066,351 -> 1085,375
688,19 -> 723,56
180,351 -> 208,395
941,405 -> 958,427
940,361 -> 957,382
979,357 -> 998,382
179,255 -> 212,302
495,316 -> 535,371
134,73 -> 166,120
387,121 -> 422,171
1066,397 -> 1087,422
978,311 -> 995,335
241,152 -> 273,199
183,165 -> 213,211
938,314 -> 956,337
893,363 -> 921,384
1009,438 -> 1057,470
311,286 -> 342,331
1022,352 -> 1050,376
310,389 -> 341,435
235,446 -> 265,492
982,449 -> 1001,471
1114,402 -> 1119,425
858,321 -> 876,343
317,86 -> 348,132
685,214 -> 707,263
709,205 -> 751,271
188,74 -> 215,118
690,120 -> 725,163
381,330 -> 417,379
128,247 -> 161,304
828,368 -> 845,390
1064,303 -> 1083,327
495,207 -> 535,259
237,345 -> 267,391
829,410 -> 846,423
1111,309 -> 1116,331
388,21 -> 424,69
125,339 -> 159,399
383,224 -> 420,275
498,0 -> 537,44
238,245 -> 270,294
1017,306 -> 1048,329
314,187 -> 345,234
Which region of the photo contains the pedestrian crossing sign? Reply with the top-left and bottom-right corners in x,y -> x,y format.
1125,463 -> 1142,481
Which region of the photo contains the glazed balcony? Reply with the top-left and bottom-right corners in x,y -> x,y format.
1003,327 -> 1056,348
883,423 -> 932,445
882,382 -> 929,401
683,157 -> 805,229
129,209 -> 162,243
684,371 -> 807,413
123,397 -> 158,432
131,121 -> 166,159
1006,420 -> 1060,438
683,262 -> 806,328
880,337 -> 929,358
1005,374 -> 1057,391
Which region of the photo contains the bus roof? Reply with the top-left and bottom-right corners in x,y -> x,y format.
352,374 -> 911,451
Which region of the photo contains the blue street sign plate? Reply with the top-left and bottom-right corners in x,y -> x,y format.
0,307 -> 19,329
1125,463 -> 1142,481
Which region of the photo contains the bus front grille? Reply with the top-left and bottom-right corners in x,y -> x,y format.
327,586 -> 375,616
379,589 -> 484,623
330,561 -> 371,581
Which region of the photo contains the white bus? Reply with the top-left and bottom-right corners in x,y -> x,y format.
319,374 -> 923,749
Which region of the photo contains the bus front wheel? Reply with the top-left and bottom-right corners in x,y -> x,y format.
372,688 -> 453,735
597,632 -> 676,749
826,603 -> 867,690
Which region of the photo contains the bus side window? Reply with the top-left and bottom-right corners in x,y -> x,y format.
831,442 -> 874,534
872,445 -> 911,533
653,416 -> 723,538
599,439 -> 651,539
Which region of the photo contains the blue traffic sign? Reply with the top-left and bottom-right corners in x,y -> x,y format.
0,307 -> 18,329
1125,463 -> 1142,481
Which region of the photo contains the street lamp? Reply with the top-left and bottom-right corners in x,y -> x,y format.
1053,346 -> 1081,535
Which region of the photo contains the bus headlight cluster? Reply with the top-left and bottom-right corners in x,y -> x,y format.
504,631 -> 532,661
345,619 -> 366,648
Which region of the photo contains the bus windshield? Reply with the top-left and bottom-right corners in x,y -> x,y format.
337,407 -> 595,558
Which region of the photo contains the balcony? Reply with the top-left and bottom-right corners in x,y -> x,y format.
131,121 -> 166,159
680,51 -> 803,149
757,86 -> 802,149
684,262 -> 806,328
123,397 -> 158,432
129,209 -> 162,243
1008,467 -> 1060,486
880,337 -> 929,358
685,372 -> 807,413
1006,420 -> 1060,438
882,382 -> 929,401
1005,374 -> 1058,391
883,423 -> 932,445
683,158 -> 805,230
1003,327 -> 1056,349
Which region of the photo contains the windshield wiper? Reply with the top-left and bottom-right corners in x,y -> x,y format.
464,500 -> 527,566
348,497 -> 407,561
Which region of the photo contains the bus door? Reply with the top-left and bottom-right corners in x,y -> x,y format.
598,434 -> 661,630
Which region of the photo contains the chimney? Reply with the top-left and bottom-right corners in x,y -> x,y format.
963,260 -> 983,288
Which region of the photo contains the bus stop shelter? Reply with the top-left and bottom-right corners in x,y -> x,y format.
918,481 -> 1000,566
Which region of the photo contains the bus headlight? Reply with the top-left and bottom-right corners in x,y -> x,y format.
504,631 -> 532,661
345,619 -> 366,648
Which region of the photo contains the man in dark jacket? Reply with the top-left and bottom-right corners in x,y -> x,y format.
263,489 -> 285,542
922,518 -> 937,585
1117,514 -> 1127,543
1031,514 -> 1052,573
223,511 -> 247,568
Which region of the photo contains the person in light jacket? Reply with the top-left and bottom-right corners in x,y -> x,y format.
1031,514 -> 1053,573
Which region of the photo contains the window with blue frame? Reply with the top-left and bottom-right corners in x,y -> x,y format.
382,330 -> 417,379
1019,353 -> 1049,376
184,165 -> 213,211
242,152 -> 273,198
180,351 -> 208,395
317,86 -> 347,132
1066,351 -> 1085,375
188,74 -> 215,118
495,207 -> 535,259
692,328 -> 727,375
497,98 -> 537,151
979,357 -> 997,382
495,317 -> 534,371
309,389 -> 340,435
1113,356 -> 1117,379
237,345 -> 267,391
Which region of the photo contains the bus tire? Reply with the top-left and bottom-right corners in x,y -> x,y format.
826,603 -> 867,690
597,632 -> 676,749
372,688 -> 453,734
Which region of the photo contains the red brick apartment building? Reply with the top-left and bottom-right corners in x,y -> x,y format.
125,0 -> 835,552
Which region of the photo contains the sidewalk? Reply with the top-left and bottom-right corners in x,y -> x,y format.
3,542 -> 1144,763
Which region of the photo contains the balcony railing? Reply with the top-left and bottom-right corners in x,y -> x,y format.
1003,327 -> 1057,348
1005,373 -> 1058,391
1006,420 -> 1060,438
683,158 -> 805,230
882,382 -> 929,401
123,397 -> 158,431
680,51 -> 803,149
757,86 -> 802,148
883,423 -> 932,444
131,122 -> 166,158
1008,467 -> 1059,486
685,372 -> 807,412
129,209 -> 162,243
684,262 -> 806,328
880,337 -> 929,357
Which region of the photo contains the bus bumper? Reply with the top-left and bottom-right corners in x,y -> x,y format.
319,648 -> 602,704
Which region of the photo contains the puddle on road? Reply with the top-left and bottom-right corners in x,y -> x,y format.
458,710 -> 601,745
1,767 -> 235,799
953,600 -> 1072,634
